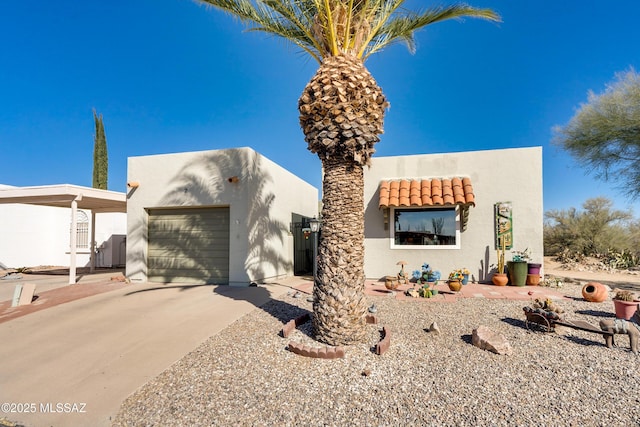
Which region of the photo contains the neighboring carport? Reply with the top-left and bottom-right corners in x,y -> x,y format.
0,184 -> 126,284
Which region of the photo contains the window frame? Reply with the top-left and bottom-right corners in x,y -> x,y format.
70,210 -> 90,250
389,206 -> 461,250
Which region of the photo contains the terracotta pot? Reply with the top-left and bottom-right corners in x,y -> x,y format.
384,276 -> 399,291
527,263 -> 542,275
447,280 -> 462,292
526,274 -> 541,286
492,273 -> 508,286
581,282 -> 608,302
613,299 -> 640,320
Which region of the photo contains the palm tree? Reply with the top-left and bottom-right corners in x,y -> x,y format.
195,0 -> 500,345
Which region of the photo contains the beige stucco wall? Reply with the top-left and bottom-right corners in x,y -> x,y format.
126,147 -> 318,285
363,147 -> 543,282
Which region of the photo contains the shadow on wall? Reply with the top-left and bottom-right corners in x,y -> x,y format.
140,149 -> 292,284
93,234 -> 126,268
125,213 -> 148,282
477,245 -> 495,283
364,193 -> 387,239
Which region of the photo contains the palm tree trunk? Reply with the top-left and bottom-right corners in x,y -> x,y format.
313,157 -> 368,345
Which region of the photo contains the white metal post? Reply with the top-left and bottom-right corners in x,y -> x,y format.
69,194 -> 82,284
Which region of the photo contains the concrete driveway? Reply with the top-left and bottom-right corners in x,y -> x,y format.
0,277 -> 301,427
0,270 -> 122,302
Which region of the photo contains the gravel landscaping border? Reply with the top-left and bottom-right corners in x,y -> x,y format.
114,283 -> 640,426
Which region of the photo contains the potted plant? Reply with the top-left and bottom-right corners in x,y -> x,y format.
412,263 -> 441,298
527,259 -> 542,275
460,268 -> 471,285
412,263 -> 441,285
492,239 -> 508,286
613,290 -> 640,320
526,252 -> 542,285
508,248 -> 530,287
447,270 -> 464,292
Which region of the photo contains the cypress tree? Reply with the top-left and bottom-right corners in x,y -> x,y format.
92,109 -> 108,190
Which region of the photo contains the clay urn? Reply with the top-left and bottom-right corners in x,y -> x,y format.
492,273 -> 508,286
581,282 -> 608,302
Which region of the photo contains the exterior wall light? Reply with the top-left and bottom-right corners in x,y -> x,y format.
308,216 -> 321,286
309,216 -> 321,233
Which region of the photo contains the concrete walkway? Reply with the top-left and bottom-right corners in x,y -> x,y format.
0,270 -> 124,303
294,279 -> 570,302
0,278 -> 299,427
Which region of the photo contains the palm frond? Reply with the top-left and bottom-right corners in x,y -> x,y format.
195,1 -> 501,62
362,4 -> 501,59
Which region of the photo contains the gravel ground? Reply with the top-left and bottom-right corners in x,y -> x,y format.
114,283 -> 640,427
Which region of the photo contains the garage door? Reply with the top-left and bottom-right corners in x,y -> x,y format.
147,207 -> 230,284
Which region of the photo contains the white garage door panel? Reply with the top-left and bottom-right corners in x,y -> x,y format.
147,208 -> 229,284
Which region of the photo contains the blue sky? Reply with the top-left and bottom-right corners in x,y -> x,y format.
2,0 -> 639,215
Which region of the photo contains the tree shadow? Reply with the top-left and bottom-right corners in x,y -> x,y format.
549,274 -> 640,293
124,283 -> 214,296
563,334 -> 605,348
575,309 -> 615,318
213,284 -> 311,326
501,317 -> 529,330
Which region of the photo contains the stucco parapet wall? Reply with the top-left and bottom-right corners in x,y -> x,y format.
126,147 -> 319,285
362,146 -> 543,282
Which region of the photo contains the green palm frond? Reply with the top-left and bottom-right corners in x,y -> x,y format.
196,0 -> 501,63
363,4 -> 501,59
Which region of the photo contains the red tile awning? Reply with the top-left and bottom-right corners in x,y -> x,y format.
378,177 -> 475,208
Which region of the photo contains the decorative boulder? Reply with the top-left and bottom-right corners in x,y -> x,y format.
472,325 -> 513,355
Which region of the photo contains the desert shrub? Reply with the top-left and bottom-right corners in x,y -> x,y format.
544,197 -> 633,257
553,248 -> 585,264
604,249 -> 639,269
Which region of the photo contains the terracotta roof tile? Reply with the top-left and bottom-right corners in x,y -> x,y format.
378,178 -> 475,209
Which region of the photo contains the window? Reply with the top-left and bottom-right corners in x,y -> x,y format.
392,207 -> 459,249
70,210 -> 90,249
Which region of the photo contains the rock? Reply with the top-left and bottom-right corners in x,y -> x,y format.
472,325 -> 513,355
407,289 -> 419,298
368,304 -> 377,313
428,322 -> 441,334
375,326 -> 391,355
